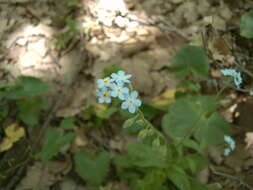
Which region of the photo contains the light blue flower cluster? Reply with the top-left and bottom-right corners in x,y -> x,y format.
224,135 -> 236,156
220,69 -> 242,88
96,70 -> 141,113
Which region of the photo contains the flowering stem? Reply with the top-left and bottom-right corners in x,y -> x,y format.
136,109 -> 167,144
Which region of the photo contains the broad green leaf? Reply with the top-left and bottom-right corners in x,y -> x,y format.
60,117 -> 75,129
171,45 -> 209,79
182,139 -> 203,154
17,97 -> 48,126
240,9 -> 253,38
134,170 -> 167,190
39,129 -> 76,163
126,143 -> 166,168
83,106 -> 94,120
180,154 -> 208,174
140,103 -> 159,120
194,112 -> 230,146
167,165 -> 191,190
74,150 -> 110,185
162,96 -> 219,139
97,107 -> 117,119
190,179 -> 211,190
0,76 -> 51,100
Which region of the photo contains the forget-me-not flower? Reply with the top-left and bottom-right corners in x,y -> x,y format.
111,70 -> 132,84
224,135 -> 236,156
220,69 -> 242,88
110,83 -> 129,100
97,77 -> 112,89
121,91 -> 141,113
96,88 -> 111,104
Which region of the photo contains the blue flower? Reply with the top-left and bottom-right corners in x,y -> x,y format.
121,91 -> 141,113
224,135 -> 236,156
97,77 -> 112,89
110,83 -> 129,100
220,69 -> 242,88
96,88 -> 111,103
111,70 -> 132,84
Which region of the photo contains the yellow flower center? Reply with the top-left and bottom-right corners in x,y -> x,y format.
103,80 -> 109,84
102,93 -> 109,98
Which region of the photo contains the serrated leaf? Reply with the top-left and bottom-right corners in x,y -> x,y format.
0,76 -> 51,100
194,112 -> 230,146
240,9 -> 253,38
126,143 -> 166,168
74,150 -> 110,185
171,45 -> 209,79
167,165 -> 191,190
39,129 -> 76,163
60,117 -> 75,129
17,97 -> 47,126
162,96 -> 219,139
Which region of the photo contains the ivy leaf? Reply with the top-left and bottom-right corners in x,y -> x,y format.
17,97 -> 48,126
162,96 -> 219,139
126,143 -> 166,168
0,76 -> 50,100
194,112 -> 230,146
171,45 -> 209,79
167,165 -> 191,190
74,150 -> 110,185
240,9 -> 253,38
39,129 -> 76,163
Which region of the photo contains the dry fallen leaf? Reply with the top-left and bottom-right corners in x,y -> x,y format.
0,123 -> 25,152
151,89 -> 176,106
245,132 -> 253,149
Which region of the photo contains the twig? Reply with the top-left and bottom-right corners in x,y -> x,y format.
210,166 -> 253,190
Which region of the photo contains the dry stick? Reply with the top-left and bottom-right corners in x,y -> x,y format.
210,166 -> 253,190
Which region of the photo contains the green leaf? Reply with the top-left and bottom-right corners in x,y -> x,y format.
83,106 -> 94,120
162,96 -> 219,139
194,112 -> 230,146
240,9 -> 253,38
74,150 -> 110,185
167,165 -> 191,190
17,97 -> 48,126
126,143 -> 166,168
0,76 -> 51,100
96,107 -> 117,119
171,45 -> 209,79
60,117 -> 75,129
182,139 -> 203,154
103,64 -> 122,77
190,179 -> 211,190
140,103 -> 159,120
123,115 -> 140,129
180,154 -> 208,174
39,129 -> 76,163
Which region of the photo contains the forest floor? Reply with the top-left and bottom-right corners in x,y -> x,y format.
1,0 -> 253,189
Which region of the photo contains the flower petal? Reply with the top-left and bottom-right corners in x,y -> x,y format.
128,105 -> 136,113
98,98 -> 104,103
121,101 -> 129,109
131,91 -> 138,98
134,99 -> 141,107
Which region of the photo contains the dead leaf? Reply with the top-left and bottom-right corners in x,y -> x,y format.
151,89 -> 176,106
245,132 -> 253,149
0,123 -> 25,152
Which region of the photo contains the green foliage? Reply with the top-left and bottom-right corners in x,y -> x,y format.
162,96 -> 218,137
0,76 -> 50,100
240,9 -> 253,38
171,45 -> 209,79
56,18 -> 80,49
60,117 -> 75,129
39,129 -> 76,163
125,143 -> 166,168
103,64 -> 122,77
74,150 -> 110,185
17,97 -> 48,126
